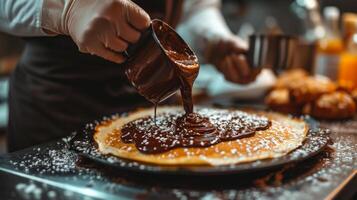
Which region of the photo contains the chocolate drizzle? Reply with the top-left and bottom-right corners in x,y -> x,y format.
165,49 -> 199,114
123,20 -> 271,154
121,109 -> 271,154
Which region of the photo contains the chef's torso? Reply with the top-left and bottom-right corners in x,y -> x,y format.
7,0 -> 183,151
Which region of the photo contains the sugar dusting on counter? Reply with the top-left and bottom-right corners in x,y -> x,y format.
4,115 -> 356,200
153,122 -> 356,200
9,136 -> 78,174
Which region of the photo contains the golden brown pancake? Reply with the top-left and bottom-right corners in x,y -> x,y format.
94,107 -> 308,166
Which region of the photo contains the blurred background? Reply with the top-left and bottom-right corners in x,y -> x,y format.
0,0 -> 356,153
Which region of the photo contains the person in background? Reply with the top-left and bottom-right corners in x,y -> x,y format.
0,0 -> 256,152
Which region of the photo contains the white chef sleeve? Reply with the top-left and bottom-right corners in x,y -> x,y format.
177,0 -> 234,61
0,0 -> 47,36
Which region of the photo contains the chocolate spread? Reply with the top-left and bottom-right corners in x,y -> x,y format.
121,108 -> 271,154
122,20 -> 271,154
165,49 -> 199,114
153,20 -> 199,114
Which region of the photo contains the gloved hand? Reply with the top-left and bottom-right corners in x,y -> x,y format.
206,36 -> 259,84
42,0 -> 151,64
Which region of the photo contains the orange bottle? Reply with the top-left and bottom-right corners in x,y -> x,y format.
338,33 -> 357,90
314,7 -> 343,80
342,13 -> 357,47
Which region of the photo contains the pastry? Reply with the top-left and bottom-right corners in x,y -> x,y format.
351,89 -> 357,107
303,91 -> 356,120
265,88 -> 301,114
289,76 -> 337,104
274,68 -> 309,89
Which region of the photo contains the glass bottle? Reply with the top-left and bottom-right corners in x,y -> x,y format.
342,13 -> 357,47
291,0 -> 325,42
314,6 -> 343,80
338,30 -> 357,90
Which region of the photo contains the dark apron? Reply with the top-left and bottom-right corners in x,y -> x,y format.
8,0 -> 183,152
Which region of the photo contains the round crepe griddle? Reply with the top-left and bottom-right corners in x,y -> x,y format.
69,113 -> 331,176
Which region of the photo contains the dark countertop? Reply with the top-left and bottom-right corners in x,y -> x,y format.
0,108 -> 356,200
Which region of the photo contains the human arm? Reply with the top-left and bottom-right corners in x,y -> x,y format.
0,0 -> 151,64
177,0 -> 258,84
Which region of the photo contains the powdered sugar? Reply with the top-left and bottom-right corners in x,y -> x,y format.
2,115 -> 355,200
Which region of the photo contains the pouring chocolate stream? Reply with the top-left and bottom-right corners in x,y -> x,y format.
123,19 -> 270,154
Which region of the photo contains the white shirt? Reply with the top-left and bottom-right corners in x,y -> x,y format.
177,0 -> 233,59
0,0 -> 233,56
0,0 -> 46,36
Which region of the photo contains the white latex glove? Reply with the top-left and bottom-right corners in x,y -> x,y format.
42,0 -> 151,63
178,2 -> 259,85
205,35 -> 260,84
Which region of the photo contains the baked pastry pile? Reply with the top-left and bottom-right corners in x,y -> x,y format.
265,69 -> 356,120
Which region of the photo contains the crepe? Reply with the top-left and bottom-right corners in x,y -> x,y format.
94,106 -> 308,166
